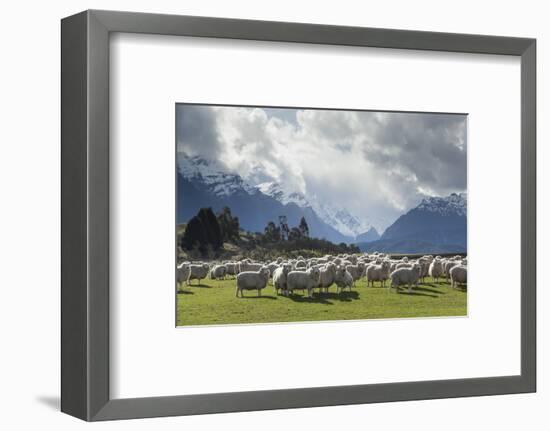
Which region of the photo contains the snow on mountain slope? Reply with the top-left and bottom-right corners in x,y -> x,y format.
178,153 -> 373,239
177,153 -> 256,196
256,181 -> 372,238
416,192 -> 467,217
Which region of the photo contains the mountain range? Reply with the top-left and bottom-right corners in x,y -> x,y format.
357,193 -> 467,253
177,153 -> 377,244
177,153 -> 466,253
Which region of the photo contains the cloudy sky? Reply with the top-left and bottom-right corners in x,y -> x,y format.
176,104 -> 467,232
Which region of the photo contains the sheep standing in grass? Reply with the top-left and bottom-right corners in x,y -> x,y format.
450,265 -> 467,289
390,264 -> 421,293
345,263 -> 365,286
239,261 -> 263,273
444,260 -> 460,282
295,260 -> 307,270
187,263 -> 210,285
225,262 -> 239,278
366,261 -> 391,287
286,267 -> 321,298
317,263 -> 337,293
266,262 -> 280,282
429,259 -> 444,283
334,266 -> 354,293
235,266 -> 270,297
176,262 -> 190,288
273,263 -> 292,295
417,257 -> 431,283
209,264 -> 227,280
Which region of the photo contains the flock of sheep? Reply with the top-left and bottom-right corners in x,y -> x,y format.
177,252 -> 468,298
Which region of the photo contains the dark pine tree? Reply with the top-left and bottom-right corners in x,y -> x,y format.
181,207 -> 223,254
217,206 -> 240,242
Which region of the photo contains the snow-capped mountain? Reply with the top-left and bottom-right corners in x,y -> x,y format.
177,153 -> 358,244
359,192 -> 467,253
416,192 -> 467,217
256,181 -> 372,238
177,153 -> 256,197
255,181 -> 309,207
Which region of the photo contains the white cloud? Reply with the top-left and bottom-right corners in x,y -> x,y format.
176,105 -> 467,231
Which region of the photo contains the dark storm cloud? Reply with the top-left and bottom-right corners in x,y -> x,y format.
360,112 -> 467,193
176,104 -> 220,155
175,104 -> 467,231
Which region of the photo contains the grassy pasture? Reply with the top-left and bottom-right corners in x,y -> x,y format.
177,277 -> 467,326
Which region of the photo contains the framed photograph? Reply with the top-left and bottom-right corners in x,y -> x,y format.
61,10 -> 536,421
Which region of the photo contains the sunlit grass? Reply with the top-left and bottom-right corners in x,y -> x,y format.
176,277 -> 467,326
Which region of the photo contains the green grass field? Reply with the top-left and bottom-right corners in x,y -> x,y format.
177,277 -> 467,326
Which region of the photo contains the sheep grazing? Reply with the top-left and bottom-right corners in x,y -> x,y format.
176,262 -> 190,288
235,266 -> 270,297
389,264 -> 421,293
286,267 -> 321,298
366,261 -> 391,287
345,263 -> 365,286
450,265 -> 467,289
294,260 -> 307,269
443,260 -> 460,282
187,263 -> 210,285
224,262 -> 239,278
273,263 -> 292,295
239,261 -> 263,273
417,257 -> 431,283
334,266 -> 354,293
209,264 -> 227,280
395,262 -> 412,270
428,260 -> 444,283
317,263 -> 337,293
266,262 -> 280,280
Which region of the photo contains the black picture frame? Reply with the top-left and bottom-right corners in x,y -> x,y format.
61,9 -> 536,421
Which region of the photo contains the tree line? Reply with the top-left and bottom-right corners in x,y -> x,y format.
180,207 -> 358,258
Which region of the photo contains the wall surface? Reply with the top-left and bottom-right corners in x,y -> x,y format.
0,0 -> 547,429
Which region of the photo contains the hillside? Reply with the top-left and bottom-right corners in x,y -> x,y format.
358,193 -> 467,253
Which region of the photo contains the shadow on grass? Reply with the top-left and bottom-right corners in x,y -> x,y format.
329,291 -> 360,302
414,286 -> 444,295
177,289 -> 194,295
239,295 -> 277,300
186,283 -> 212,288
396,289 -> 439,298
286,291 -> 360,304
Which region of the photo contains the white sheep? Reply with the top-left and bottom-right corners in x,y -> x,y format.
295,260 -> 307,269
224,262 -> 239,278
334,266 -> 354,293
187,263 -> 210,285
390,264 -> 421,292
176,262 -> 190,288
273,263 -> 292,295
235,266 -> 270,297
345,263 -> 365,286
366,261 -> 391,287
317,263 -> 337,293
450,265 -> 467,289
266,262 -> 280,281
286,267 -> 320,298
239,261 -> 264,273
443,260 -> 460,282
428,260 -> 444,283
209,264 -> 227,280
